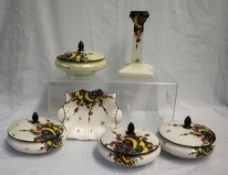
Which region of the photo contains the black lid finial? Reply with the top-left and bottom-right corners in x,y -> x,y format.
126,122 -> 135,135
78,41 -> 84,52
183,116 -> 192,129
32,112 -> 39,124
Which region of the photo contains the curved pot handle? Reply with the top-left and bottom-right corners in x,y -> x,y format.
57,107 -> 65,123
115,109 -> 123,124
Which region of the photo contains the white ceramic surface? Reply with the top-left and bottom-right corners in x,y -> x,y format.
158,118 -> 216,159
57,90 -> 122,140
7,116 -> 65,154
119,62 -> 154,77
55,57 -> 106,77
56,43 -> 107,77
118,11 -> 154,77
98,125 -> 161,167
158,134 -> 215,159
98,143 -> 161,167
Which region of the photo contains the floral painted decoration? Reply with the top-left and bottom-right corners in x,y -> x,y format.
170,116 -> 216,158
130,11 -> 149,53
20,119 -> 63,152
57,41 -> 93,63
190,145 -> 214,158
168,116 -> 216,147
180,124 -> 216,146
181,123 -> 215,158
67,89 -> 114,121
104,124 -> 158,166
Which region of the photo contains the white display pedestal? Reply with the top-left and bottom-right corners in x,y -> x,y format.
48,68 -> 178,132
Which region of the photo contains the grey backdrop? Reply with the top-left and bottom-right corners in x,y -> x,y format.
0,0 -> 228,175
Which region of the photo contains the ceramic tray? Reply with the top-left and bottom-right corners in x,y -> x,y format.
57,89 -> 122,140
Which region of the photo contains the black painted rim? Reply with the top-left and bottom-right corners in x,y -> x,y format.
100,140 -> 160,157
157,132 -> 216,148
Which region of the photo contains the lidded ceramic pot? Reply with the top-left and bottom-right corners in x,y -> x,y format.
98,123 -> 161,167
55,41 -> 106,76
158,116 -> 216,159
57,89 -> 122,140
7,112 -> 65,154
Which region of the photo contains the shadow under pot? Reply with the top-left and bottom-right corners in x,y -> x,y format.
7,112 -> 66,154
98,122 -> 161,167
158,116 -> 216,159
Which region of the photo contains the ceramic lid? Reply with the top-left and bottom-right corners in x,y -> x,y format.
100,123 -> 160,156
159,116 -> 216,147
57,41 -> 104,63
8,112 -> 64,143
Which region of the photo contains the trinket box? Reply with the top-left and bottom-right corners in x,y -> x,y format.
55,41 -> 106,76
98,123 -> 161,167
158,116 -> 216,159
57,89 -> 122,140
7,112 -> 65,154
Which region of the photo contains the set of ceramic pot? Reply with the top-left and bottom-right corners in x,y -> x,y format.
7,111 -> 216,166
97,116 -> 216,167
55,11 -> 155,78
6,10 -> 216,168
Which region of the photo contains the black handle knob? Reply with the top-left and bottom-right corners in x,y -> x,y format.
78,41 -> 84,52
32,112 -> 39,124
183,116 -> 192,129
126,122 -> 135,135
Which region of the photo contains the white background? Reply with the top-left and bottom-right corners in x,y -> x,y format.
0,0 -> 228,174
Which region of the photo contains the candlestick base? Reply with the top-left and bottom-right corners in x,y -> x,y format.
118,62 -> 154,77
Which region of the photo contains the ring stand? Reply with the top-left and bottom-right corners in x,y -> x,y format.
119,11 -> 154,77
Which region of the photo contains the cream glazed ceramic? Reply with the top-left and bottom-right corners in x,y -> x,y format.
158,116 -> 216,159
57,89 -> 123,140
7,112 -> 66,154
98,123 -> 161,167
119,11 -> 154,77
55,41 -> 106,76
